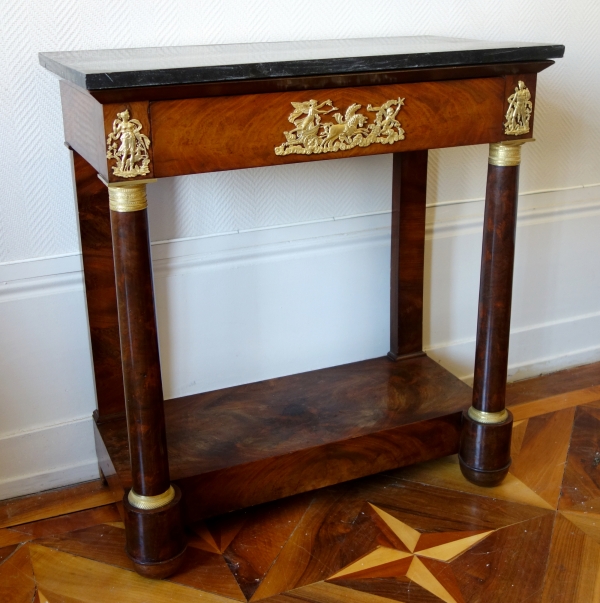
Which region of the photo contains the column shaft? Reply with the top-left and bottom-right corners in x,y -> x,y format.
459,140 -> 530,487
107,181 -> 185,579
472,163 -> 519,415
110,202 -> 170,498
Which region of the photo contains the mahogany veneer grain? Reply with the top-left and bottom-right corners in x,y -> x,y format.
389,150 -> 427,360
151,77 -> 506,176
472,164 -> 521,415
72,152 -> 125,417
110,208 -> 169,498
97,354 -> 471,521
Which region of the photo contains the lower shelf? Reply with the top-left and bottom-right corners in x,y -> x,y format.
95,354 -> 471,522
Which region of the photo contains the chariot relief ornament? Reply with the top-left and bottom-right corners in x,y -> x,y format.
504,81 -> 533,136
106,109 -> 151,178
274,98 -> 405,156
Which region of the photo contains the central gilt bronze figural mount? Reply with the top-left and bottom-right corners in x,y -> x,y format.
275,98 -> 405,156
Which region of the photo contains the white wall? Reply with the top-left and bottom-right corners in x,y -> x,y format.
0,0 -> 599,499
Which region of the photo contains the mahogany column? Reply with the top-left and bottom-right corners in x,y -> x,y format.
107,181 -> 186,578
388,150 -> 428,361
459,140 -> 530,486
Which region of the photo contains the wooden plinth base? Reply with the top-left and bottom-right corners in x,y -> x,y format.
458,409 -> 514,487
123,485 -> 186,579
96,355 -> 471,522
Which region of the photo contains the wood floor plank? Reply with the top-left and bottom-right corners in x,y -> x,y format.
10,505 -> 120,540
559,406 -> 600,513
0,480 -> 117,529
406,556 -> 459,603
542,512 -> 600,602
415,529 -> 490,553
169,546 -> 247,601
250,492 -> 366,601
312,501 -> 404,582
561,511 -> 600,543
29,544 -> 237,603
416,531 -> 493,562
394,454 -> 554,509
510,407 -> 575,508
0,543 -> 19,564
510,419 -> 529,458
577,533 -> 600,602
329,556 -> 413,581
506,361 -> 600,407
35,524 -> 135,570
332,556 -> 473,603
188,534 -> 221,553
0,543 -> 36,603
560,511 -> 600,544
0,527 -> 33,547
223,494 -> 311,600
418,558 -> 465,603
36,523 -> 246,600
368,503 -> 420,552
36,588 -> 85,603
509,386 -> 600,421
331,574 -> 440,603
206,512 -> 248,554
344,475 -> 553,532
451,513 -> 554,603
190,523 -> 221,553
329,548 -> 411,579
263,581 -> 399,603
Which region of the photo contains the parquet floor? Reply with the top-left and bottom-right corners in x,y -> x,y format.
1,361 -> 599,603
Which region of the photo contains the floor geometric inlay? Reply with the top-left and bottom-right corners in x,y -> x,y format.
329,503 -> 492,603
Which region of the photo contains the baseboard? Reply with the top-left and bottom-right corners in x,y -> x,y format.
427,311 -> 600,384
0,461 -> 100,502
0,418 -> 99,500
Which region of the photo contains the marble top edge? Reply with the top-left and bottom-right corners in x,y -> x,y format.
39,35 -> 565,90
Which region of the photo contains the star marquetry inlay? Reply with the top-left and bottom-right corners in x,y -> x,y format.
328,503 -> 494,603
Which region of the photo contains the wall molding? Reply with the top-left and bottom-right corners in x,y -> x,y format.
428,310 -> 600,384
0,272 -> 83,304
426,181 -> 600,208
2,183 -> 599,287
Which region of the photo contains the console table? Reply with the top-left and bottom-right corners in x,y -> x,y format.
40,36 -> 564,579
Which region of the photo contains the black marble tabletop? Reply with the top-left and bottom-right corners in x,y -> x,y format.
39,36 -> 564,90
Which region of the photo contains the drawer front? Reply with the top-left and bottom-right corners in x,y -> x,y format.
149,75 -> 534,177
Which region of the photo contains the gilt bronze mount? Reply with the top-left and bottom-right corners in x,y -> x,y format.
504,80 -> 533,136
106,109 -> 151,178
275,97 -> 405,156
